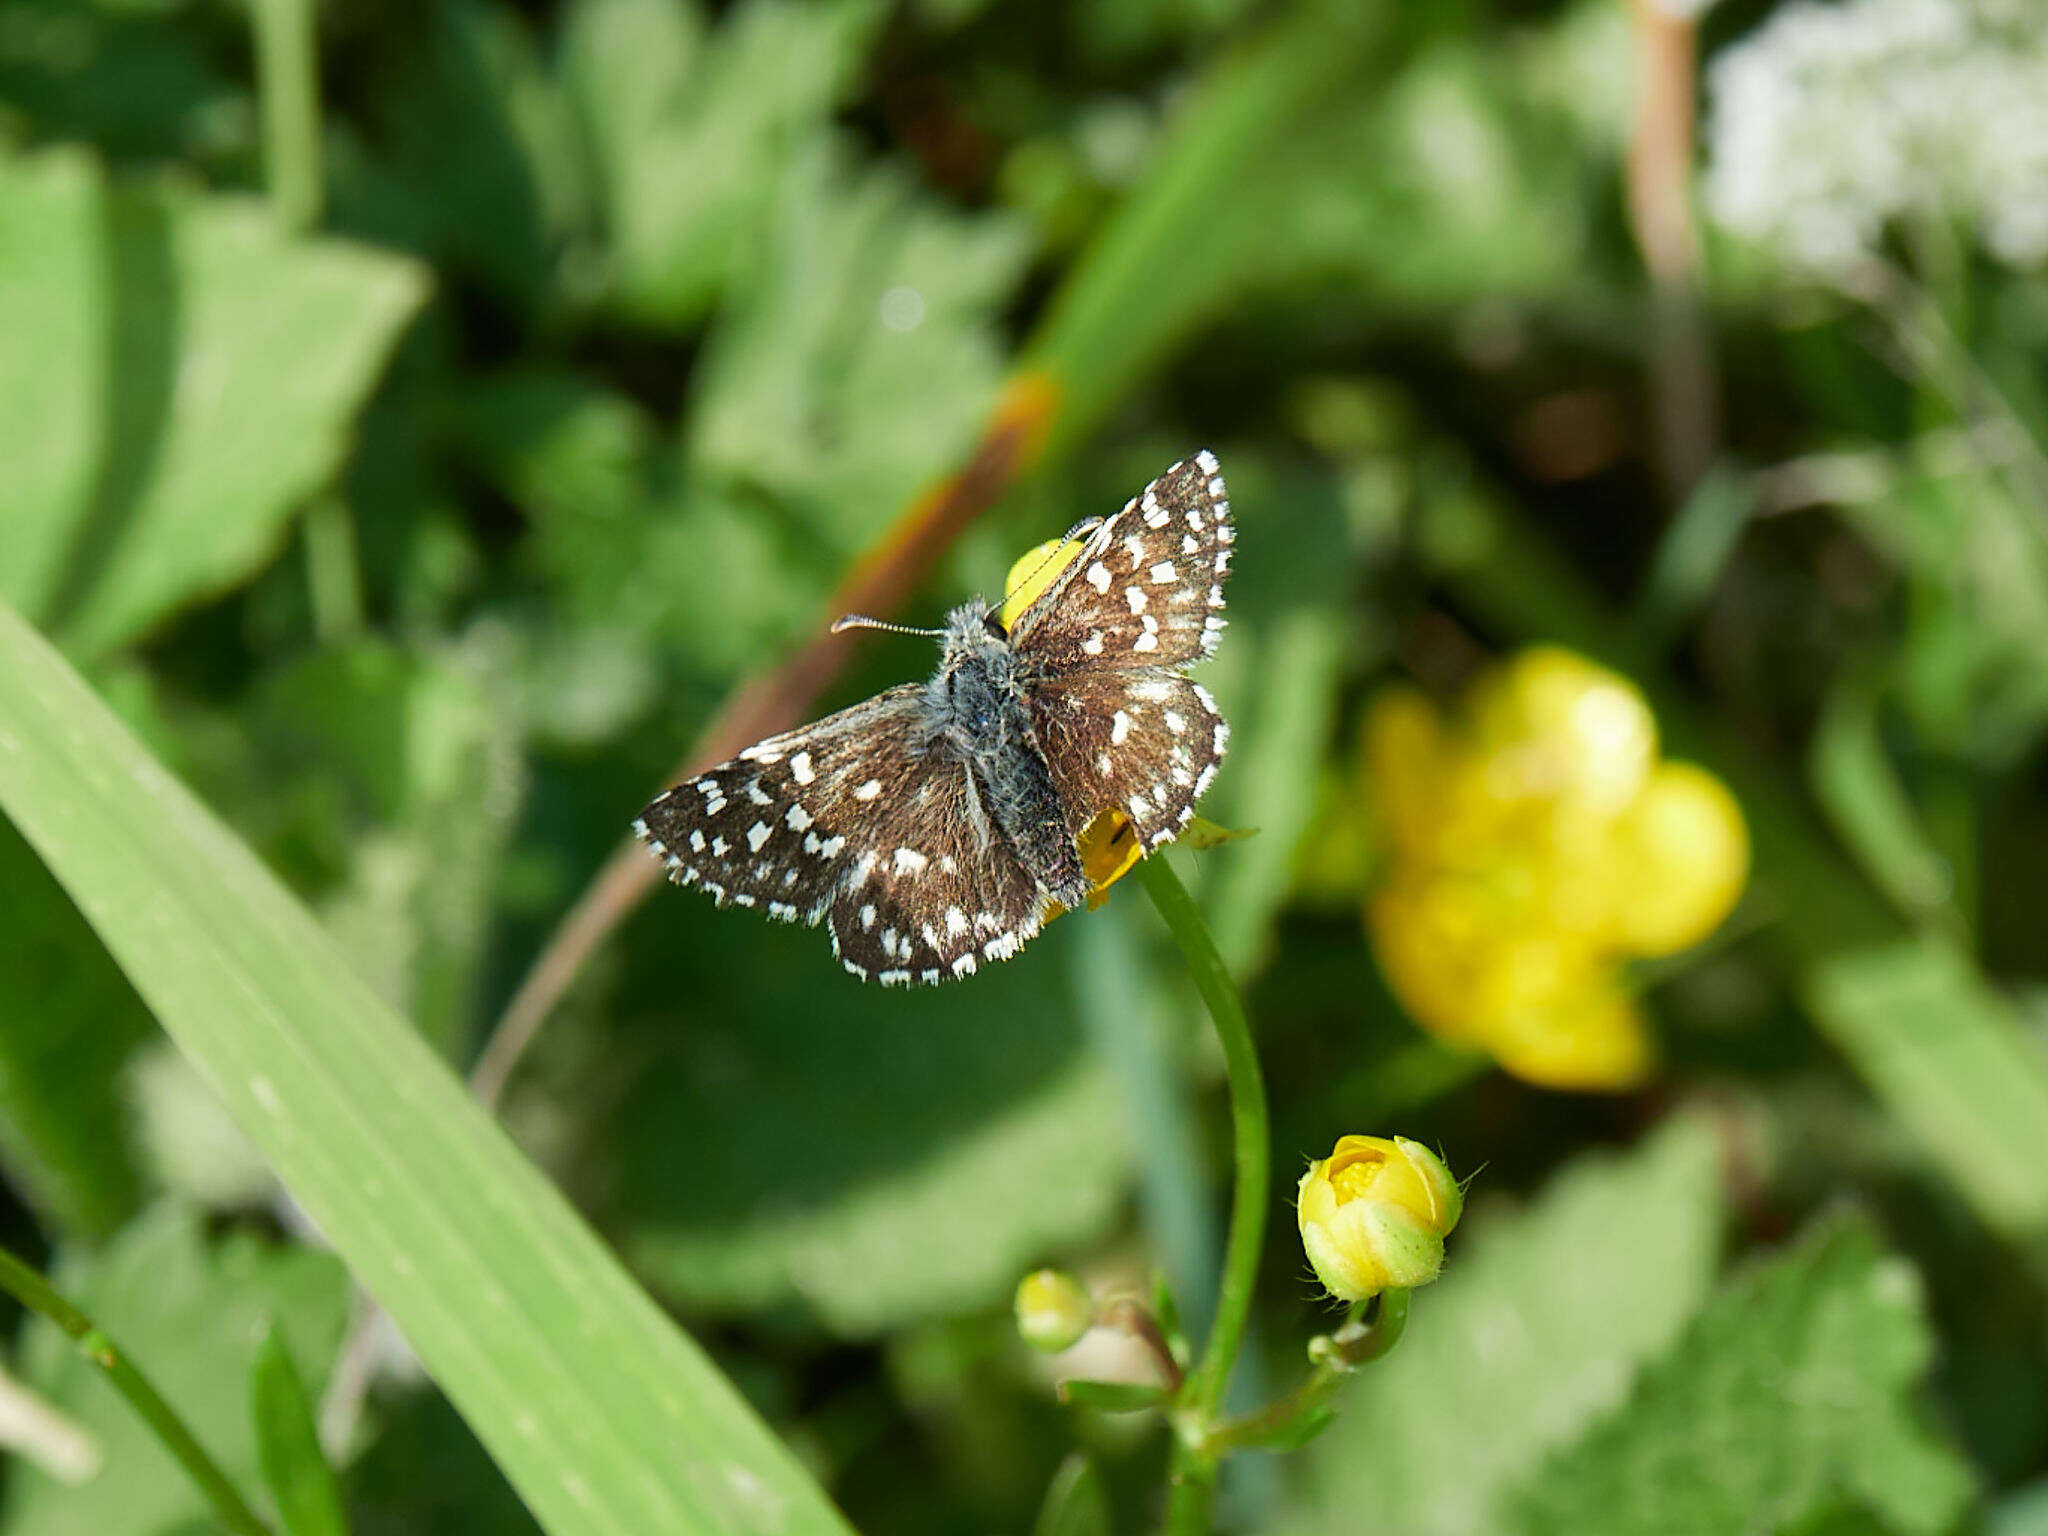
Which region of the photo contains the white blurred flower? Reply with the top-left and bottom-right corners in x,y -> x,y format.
1704,0 -> 2048,276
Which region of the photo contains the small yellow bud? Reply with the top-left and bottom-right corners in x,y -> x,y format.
1015,1269 -> 1093,1352
1296,1136 -> 1462,1303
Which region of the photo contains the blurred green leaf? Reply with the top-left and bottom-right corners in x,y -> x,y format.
1992,1479 -> 2048,1536
1632,463 -> 1757,653
5,1203 -> 350,1536
1190,459 -> 1354,974
0,819 -> 149,1237
1511,1214 -> 1974,1536
251,1321 -> 350,1536
605,914 -> 1131,1335
1810,669 -> 1959,926
1242,13 -> 1620,316
687,134 -> 1032,553
0,600 -> 859,1536
361,2 -> 587,312
269,642 -> 526,1056
1032,1453 -> 1111,1536
0,144 -> 427,659
1287,1116 -> 1725,1536
561,0 -> 884,327
1804,935 -> 2048,1246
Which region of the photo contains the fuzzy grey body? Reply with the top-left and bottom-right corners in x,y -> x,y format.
634,450 -> 1236,985
919,604 -> 1089,909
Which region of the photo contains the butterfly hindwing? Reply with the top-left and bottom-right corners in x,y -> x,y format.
633,687 -> 1049,985
1027,669 -> 1229,850
1009,450 -> 1232,674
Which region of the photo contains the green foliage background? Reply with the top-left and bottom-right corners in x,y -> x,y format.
1,0 -> 2046,1533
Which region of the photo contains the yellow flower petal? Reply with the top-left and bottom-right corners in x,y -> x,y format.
1481,965 -> 1654,1092
1467,646 -> 1656,815
1606,760 -> 1749,957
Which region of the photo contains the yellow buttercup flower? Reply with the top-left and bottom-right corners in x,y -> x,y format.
1360,648 -> 1746,1091
1296,1135 -> 1463,1303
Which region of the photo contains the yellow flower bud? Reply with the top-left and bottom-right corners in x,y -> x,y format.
1014,1269 -> 1093,1353
1001,538 -> 1085,631
1296,1135 -> 1462,1303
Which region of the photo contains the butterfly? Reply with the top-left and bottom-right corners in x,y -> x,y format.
633,451 -> 1233,985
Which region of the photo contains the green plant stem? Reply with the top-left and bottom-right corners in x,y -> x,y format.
250,0 -> 323,235
0,1243 -> 272,1536
1202,1289 -> 1409,1457
1133,855 -> 1267,1536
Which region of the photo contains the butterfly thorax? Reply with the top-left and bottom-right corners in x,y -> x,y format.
921,603 -> 1089,908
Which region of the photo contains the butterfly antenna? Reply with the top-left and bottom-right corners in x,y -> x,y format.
982,516 -> 1105,626
831,614 -> 946,638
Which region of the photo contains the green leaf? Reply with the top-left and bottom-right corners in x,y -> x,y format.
361,2 -> 585,313
1511,1215 -> 1975,1536
1810,670 -> 1961,925
0,600 -> 857,1536
1189,459 -> 1354,974
1632,463 -> 1758,652
1287,1116 -> 1725,1536
686,134 -> 1032,553
1032,1453 -> 1112,1536
605,914 -> 1131,1335
0,145 -> 427,660
0,819 -> 149,1237
561,0 -> 884,326
1991,1478 -> 2048,1536
1803,934 -> 2048,1241
251,1322 -> 349,1536
1056,1380 -> 1167,1413
5,1203 -> 350,1536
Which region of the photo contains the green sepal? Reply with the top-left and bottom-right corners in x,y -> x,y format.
1058,1379 -> 1169,1413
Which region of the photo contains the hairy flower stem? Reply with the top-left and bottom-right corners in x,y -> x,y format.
1202,1289 -> 1409,1457
1134,855 -> 1267,1536
0,1244 -> 272,1536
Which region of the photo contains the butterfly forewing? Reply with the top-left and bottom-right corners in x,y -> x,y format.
1010,451 -> 1232,674
633,687 -> 1049,984
1028,670 -> 1229,850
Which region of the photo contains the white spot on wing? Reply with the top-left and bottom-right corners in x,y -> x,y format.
1149,561 -> 1177,584
785,805 -> 813,831
1126,586 -> 1148,614
894,848 -> 928,875
791,751 -> 815,784
747,821 -> 771,852
1111,710 -> 1131,745
854,779 -> 882,801
1086,561 -> 1112,593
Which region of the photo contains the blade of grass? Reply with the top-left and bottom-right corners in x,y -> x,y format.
0,1243 -> 269,1536
0,599 -> 857,1536
250,1323 -> 348,1536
